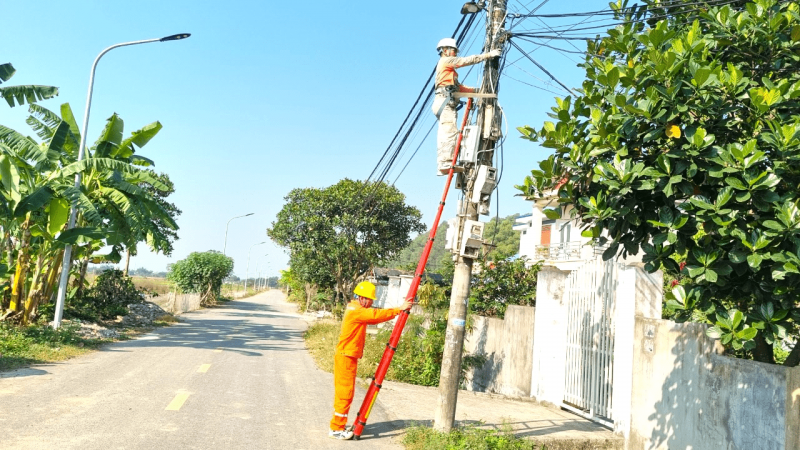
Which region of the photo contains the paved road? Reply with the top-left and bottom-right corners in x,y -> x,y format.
0,291 -> 403,449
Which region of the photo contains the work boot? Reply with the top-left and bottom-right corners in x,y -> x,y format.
329,429 -> 354,440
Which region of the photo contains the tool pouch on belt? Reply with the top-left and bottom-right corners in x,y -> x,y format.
433,85 -> 457,119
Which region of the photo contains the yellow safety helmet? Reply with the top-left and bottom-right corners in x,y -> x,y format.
353,281 -> 377,300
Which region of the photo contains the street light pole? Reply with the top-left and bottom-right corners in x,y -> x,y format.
255,262 -> 263,291
52,33 -> 191,329
223,212 -> 254,256
244,241 -> 266,294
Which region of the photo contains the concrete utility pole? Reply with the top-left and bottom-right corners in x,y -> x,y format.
434,0 -> 507,432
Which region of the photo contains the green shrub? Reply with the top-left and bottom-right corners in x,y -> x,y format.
0,322 -> 32,355
39,270 -> 144,322
383,315 -> 446,386
87,269 -> 144,318
168,251 -> 233,305
470,258 -> 540,318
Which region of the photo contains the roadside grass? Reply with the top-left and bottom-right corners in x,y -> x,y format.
0,314 -> 181,372
403,424 -> 620,450
305,320 -> 403,379
304,315 -> 455,386
0,321 -> 106,372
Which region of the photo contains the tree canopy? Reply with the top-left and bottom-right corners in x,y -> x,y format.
389,214 -> 521,278
389,221 -> 451,273
516,0 -> 800,365
482,214 -> 522,261
268,179 -> 426,303
470,258 -> 540,318
167,251 -> 233,305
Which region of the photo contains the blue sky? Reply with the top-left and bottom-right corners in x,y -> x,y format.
2,0 -> 609,279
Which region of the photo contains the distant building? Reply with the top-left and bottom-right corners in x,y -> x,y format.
369,268 -> 444,309
514,190 -> 641,269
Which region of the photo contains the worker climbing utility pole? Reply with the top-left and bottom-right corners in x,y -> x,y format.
434,0 -> 507,433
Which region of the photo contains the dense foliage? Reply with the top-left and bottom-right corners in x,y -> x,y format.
482,214 -> 522,261
470,258 -> 540,318
516,0 -> 800,364
0,64 -> 180,325
268,179 -> 426,306
388,221 -> 451,274
41,269 -> 145,322
167,251 -> 233,305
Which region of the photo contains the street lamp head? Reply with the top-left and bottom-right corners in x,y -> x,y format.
245,213 -> 254,217
461,1 -> 484,14
160,33 -> 191,42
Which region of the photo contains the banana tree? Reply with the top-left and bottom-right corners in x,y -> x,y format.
0,63 -> 58,108
33,106 -> 178,303
0,102 -> 179,323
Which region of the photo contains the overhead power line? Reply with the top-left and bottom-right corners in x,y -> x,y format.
508,39 -> 576,95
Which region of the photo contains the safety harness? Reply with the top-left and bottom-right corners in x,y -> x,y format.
433,85 -> 458,119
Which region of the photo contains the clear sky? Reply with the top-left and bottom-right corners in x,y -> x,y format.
2,0 -> 609,279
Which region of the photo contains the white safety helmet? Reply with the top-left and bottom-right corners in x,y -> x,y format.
437,38 -> 458,53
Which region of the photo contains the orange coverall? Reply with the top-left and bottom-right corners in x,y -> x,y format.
329,300 -> 403,431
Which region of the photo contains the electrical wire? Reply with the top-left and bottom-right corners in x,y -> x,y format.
511,0 -> 748,36
510,0 -> 584,63
391,121 -> 437,185
512,35 -> 601,56
364,14 -> 469,183
502,72 -> 565,95
510,0 -> 743,20
508,39 -> 575,95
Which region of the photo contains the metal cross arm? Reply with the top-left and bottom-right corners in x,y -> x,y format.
453,92 -> 498,99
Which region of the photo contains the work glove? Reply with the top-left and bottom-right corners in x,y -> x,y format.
486,48 -> 502,59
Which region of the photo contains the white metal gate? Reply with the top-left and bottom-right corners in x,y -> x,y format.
562,259 -> 618,426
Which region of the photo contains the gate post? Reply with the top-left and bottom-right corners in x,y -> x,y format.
530,264 -> 571,405
613,264 -> 663,437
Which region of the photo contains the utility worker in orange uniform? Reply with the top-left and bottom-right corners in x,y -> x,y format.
432,37 -> 501,175
328,281 -> 412,440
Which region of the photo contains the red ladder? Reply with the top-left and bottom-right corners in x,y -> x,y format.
352,98 -> 474,439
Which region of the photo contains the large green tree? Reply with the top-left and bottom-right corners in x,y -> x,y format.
168,251 -> 233,305
516,0 -> 800,365
268,179 -> 426,305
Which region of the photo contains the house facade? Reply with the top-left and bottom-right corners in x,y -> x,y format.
513,193 -> 640,267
